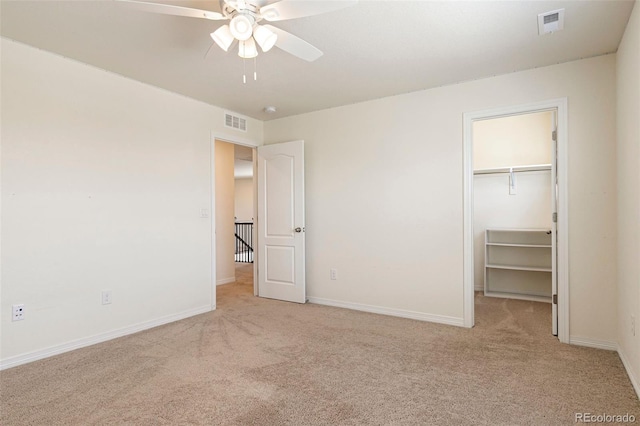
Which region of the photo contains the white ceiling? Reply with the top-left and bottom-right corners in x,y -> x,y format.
1,0 -> 635,121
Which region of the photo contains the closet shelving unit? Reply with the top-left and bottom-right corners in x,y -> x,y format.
484,228 -> 552,303
473,164 -> 551,175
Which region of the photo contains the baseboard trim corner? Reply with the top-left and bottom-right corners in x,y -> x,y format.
308,297 -> 464,327
617,346 -> 640,400
0,305 -> 212,371
569,336 -> 618,351
216,277 -> 236,286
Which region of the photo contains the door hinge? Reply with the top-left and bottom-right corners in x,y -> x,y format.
552,294 -> 558,304
552,130 -> 557,142
552,212 -> 557,223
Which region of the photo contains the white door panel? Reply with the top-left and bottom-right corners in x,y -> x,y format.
265,155 -> 294,237
257,140 -> 306,303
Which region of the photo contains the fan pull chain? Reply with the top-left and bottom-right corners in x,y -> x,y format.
239,42 -> 257,83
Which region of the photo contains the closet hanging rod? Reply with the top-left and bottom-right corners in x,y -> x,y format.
473,164 -> 552,175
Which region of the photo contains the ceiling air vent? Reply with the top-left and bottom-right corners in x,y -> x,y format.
538,9 -> 565,35
224,112 -> 247,132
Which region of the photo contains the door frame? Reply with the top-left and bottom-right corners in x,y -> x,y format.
210,133 -> 260,311
462,98 -> 569,343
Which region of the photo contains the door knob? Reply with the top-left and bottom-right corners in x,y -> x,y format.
294,227 -> 302,233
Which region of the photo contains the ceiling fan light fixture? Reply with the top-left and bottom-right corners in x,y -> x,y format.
238,38 -> 258,59
230,14 -> 254,41
253,25 -> 277,52
211,25 -> 234,51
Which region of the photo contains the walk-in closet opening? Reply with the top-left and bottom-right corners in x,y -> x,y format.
472,110 -> 558,336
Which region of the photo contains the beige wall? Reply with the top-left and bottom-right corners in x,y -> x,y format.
616,1 -> 640,396
264,54 -> 618,343
215,141 -> 236,285
234,178 -> 254,222
473,111 -> 553,170
0,39 -> 262,365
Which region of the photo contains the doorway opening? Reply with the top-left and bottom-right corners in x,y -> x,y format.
473,110 -> 556,337
463,99 -> 569,343
214,139 -> 257,305
211,138 -> 307,309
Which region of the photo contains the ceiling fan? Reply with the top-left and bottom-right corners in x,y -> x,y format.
119,0 -> 358,62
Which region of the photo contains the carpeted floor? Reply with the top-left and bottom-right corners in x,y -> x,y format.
1,263 -> 638,425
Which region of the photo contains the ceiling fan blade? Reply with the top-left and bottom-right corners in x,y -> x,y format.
116,0 -> 227,20
260,0 -> 357,22
263,25 -> 322,62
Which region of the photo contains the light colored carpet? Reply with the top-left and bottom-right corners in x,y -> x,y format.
1,263 -> 638,425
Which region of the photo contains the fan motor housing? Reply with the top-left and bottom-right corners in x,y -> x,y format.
223,2 -> 261,22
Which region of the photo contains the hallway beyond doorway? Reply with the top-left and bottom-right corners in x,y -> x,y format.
218,263 -> 254,303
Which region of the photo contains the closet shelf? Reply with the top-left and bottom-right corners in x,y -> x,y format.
484,291 -> 552,303
486,264 -> 552,272
474,164 -> 551,175
484,229 -> 553,303
486,242 -> 552,248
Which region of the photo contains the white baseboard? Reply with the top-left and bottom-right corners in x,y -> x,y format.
569,336 -> 618,351
216,277 -> 235,285
474,286 -> 483,292
524,336 -> 639,399
308,297 -> 464,327
0,305 -> 212,371
617,346 -> 640,400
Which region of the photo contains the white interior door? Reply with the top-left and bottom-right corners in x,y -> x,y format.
551,110 -> 558,336
257,140 -> 306,303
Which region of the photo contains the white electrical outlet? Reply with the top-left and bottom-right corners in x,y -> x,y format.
632,315 -> 636,337
330,268 -> 338,280
12,304 -> 25,321
102,290 -> 112,305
